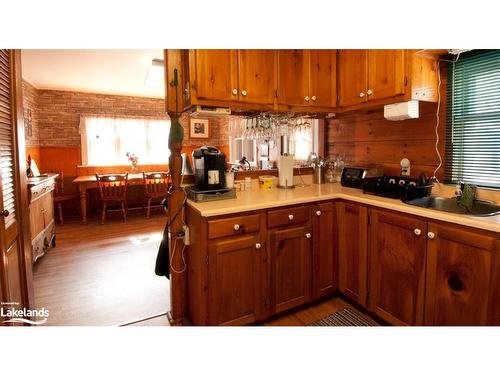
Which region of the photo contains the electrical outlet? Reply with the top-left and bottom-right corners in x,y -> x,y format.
182,225 -> 190,246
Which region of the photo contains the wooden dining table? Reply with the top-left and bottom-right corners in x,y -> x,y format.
73,173 -> 155,223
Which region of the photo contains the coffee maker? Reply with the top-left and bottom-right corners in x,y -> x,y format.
192,146 -> 226,190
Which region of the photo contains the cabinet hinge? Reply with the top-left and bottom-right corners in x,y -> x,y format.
274,89 -> 278,98
205,255 -> 209,265
404,76 -> 408,86
193,80 -> 198,90
367,214 -> 371,225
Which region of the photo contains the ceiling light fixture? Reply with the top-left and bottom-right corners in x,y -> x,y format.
145,58 -> 164,87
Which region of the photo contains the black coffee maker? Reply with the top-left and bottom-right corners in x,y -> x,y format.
192,146 -> 226,190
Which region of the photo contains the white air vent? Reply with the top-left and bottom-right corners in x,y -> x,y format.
384,100 -> 419,121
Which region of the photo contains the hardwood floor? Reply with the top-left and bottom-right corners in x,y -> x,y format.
33,212 -> 170,326
127,297 -> 379,326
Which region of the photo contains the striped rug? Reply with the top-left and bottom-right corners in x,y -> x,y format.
309,307 -> 375,326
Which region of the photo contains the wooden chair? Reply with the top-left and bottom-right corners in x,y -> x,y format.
53,171 -> 78,225
95,173 -> 129,224
143,172 -> 170,219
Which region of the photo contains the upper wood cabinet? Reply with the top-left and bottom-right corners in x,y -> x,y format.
338,50 -> 368,107
277,49 -> 336,108
368,209 -> 427,326
338,49 -> 438,111
337,201 -> 368,307
238,50 -> 276,105
425,223 -> 500,325
277,50 -> 309,107
191,50 -> 238,102
367,50 -> 405,101
187,49 -> 276,107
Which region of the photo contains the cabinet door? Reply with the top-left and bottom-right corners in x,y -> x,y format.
338,50 -> 367,107
337,202 -> 368,306
312,202 -> 337,299
369,210 -> 427,325
270,225 -> 312,313
192,49 -> 238,102
208,234 -> 264,325
238,50 -> 276,105
277,50 -> 309,106
367,49 -> 405,101
425,223 -> 499,325
309,50 -> 336,108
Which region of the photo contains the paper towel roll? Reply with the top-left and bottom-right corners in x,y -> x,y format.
278,155 -> 294,188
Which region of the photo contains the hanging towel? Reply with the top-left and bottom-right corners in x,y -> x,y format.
155,199 -> 170,279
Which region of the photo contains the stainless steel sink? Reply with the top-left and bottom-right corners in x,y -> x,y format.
405,196 -> 500,216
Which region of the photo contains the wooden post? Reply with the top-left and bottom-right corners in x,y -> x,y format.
165,50 -> 188,324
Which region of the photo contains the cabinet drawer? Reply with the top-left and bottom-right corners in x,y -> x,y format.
267,205 -> 310,229
208,214 -> 261,240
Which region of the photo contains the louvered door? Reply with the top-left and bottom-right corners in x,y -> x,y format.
0,49 -> 31,323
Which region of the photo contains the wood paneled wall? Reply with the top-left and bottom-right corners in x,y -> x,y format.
327,65 -> 447,180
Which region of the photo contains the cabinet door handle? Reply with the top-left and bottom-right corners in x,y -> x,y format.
288,214 -> 294,221
427,232 -> 436,239
359,92 -> 365,98
234,224 -> 240,231
367,89 -> 373,96
304,96 -> 310,102
232,88 -> 238,95
414,228 -> 422,236
241,90 -> 248,96
255,243 -> 261,249
1,209 -> 9,217
306,233 -> 311,239
311,96 -> 317,101
316,210 -> 321,216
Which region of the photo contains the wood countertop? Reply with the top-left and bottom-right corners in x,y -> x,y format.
187,183 -> 500,233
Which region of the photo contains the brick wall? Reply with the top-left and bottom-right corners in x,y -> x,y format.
22,80 -> 40,148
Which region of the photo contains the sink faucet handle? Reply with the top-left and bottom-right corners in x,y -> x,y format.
455,181 -> 464,197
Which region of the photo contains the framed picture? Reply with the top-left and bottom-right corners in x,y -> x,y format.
189,118 -> 210,139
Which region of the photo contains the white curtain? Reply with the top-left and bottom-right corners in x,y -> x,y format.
80,116 -> 170,166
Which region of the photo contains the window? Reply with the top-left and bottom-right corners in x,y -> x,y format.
446,50 -> 500,189
80,116 -> 170,166
228,116 -> 318,168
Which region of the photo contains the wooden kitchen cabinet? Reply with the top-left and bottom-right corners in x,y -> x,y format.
277,49 -> 337,108
337,202 -> 368,306
338,49 -> 438,111
185,49 -> 277,109
277,50 -> 309,107
312,202 -> 337,299
238,49 -> 276,105
270,225 -> 312,314
368,209 -> 427,325
367,49 -> 405,102
190,49 -> 238,102
207,234 -> 266,325
338,49 -> 368,107
424,223 -> 500,325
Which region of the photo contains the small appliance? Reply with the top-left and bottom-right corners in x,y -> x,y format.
192,146 -> 226,190
340,165 -> 384,188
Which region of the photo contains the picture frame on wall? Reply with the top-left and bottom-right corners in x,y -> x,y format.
189,118 -> 210,139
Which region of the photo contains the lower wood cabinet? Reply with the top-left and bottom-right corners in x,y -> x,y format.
424,222 -> 500,325
207,234 -> 265,325
269,225 -> 312,314
312,202 -> 337,299
337,202 -> 368,306
368,209 -> 427,325
187,200 -> 500,326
